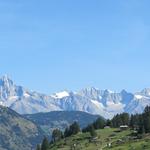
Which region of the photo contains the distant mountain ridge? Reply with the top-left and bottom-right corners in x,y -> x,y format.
24,111 -> 101,136
0,75 -> 150,118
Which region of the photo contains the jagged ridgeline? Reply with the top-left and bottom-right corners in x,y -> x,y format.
0,75 -> 150,119
0,105 -> 44,150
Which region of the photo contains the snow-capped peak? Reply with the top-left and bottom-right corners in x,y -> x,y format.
106,89 -> 114,93
51,91 -> 69,99
91,99 -> 104,108
141,88 -> 150,96
134,94 -> 143,99
104,89 -> 115,94
1,75 -> 150,119
0,75 -> 13,87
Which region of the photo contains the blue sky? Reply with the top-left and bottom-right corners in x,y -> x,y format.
0,0 -> 150,94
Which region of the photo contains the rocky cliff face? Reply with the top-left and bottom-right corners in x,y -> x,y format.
0,75 -> 150,118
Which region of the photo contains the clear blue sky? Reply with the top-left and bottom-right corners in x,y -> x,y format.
0,0 -> 150,94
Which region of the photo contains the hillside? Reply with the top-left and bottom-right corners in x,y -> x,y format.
24,111 -> 101,136
0,105 -> 44,150
36,106 -> 150,150
45,128 -> 150,150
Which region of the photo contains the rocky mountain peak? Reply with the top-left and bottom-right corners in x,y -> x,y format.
141,88 -> 150,96
0,75 -> 14,87
0,75 -> 150,119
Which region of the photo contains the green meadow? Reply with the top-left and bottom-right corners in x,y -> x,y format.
47,128 -> 150,150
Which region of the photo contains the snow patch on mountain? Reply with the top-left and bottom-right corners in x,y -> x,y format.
107,89 -> 114,93
91,100 -> 104,109
24,92 -> 30,97
106,101 -> 125,112
51,91 -> 69,99
135,95 -> 143,99
0,75 -> 150,119
0,101 -> 5,106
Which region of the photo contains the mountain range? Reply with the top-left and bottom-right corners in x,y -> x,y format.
0,75 -> 150,118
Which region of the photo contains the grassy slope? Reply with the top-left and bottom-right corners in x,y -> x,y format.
106,137 -> 150,150
48,128 -> 150,150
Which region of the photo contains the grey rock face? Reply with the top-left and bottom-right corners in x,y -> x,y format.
0,76 -> 150,118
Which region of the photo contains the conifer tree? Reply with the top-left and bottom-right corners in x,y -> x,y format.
93,117 -> 105,129
89,125 -> 97,137
64,122 -> 80,137
36,144 -> 41,150
69,121 -> 80,135
64,127 -> 69,137
41,137 -> 49,150
52,129 -> 63,142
